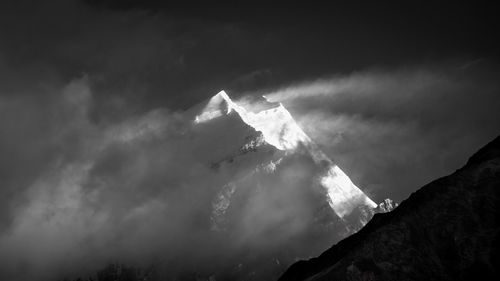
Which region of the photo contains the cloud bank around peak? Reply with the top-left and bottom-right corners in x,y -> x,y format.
0,75 -> 326,281
0,74 -> 231,277
263,62 -> 500,202
1,60 -> 499,280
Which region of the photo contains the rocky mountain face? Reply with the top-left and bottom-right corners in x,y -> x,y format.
195,91 -> 378,223
187,91 -> 387,280
63,91 -> 393,281
278,136 -> 500,281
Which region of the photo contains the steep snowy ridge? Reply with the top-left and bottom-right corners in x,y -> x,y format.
195,91 -> 377,219
195,90 -> 311,150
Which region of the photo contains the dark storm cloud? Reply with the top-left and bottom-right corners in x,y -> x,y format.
0,0 -> 261,111
2,1 -> 500,109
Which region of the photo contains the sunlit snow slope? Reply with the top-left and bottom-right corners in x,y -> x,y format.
195,91 -> 377,218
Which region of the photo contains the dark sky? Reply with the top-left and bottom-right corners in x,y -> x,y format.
2,0 -> 499,110
0,1 -> 499,280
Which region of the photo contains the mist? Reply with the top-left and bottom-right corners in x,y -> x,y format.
2,61 -> 499,280
0,77 -> 334,280
264,63 -> 500,202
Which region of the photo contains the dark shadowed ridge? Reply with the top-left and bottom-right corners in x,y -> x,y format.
278,135 -> 500,281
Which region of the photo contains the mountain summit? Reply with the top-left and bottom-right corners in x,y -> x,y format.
184,90 -> 388,280
195,91 -> 377,221
64,90 -> 394,281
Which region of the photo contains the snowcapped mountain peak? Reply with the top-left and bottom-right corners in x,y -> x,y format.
194,90 -> 236,123
195,90 -> 310,150
195,90 -> 377,219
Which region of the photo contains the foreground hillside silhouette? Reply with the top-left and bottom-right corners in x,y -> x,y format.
279,135 -> 500,281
